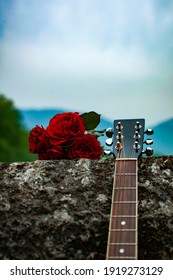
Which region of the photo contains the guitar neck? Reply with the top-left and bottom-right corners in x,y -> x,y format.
106,158 -> 138,260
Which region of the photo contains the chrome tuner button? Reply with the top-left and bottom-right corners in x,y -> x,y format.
116,141 -> 122,151
105,128 -> 114,138
133,141 -> 141,150
117,122 -> 123,131
104,150 -> 115,157
142,147 -> 154,156
135,121 -> 142,131
134,130 -> 141,140
143,139 -> 154,145
116,131 -> 123,141
144,129 -> 154,135
105,138 -> 113,146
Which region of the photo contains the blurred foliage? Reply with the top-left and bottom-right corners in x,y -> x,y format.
0,94 -> 37,162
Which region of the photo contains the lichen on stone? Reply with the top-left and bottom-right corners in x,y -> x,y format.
0,156 -> 173,259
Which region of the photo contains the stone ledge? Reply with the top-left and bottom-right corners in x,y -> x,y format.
0,156 -> 173,259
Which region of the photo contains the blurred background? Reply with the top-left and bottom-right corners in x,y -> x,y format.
0,0 -> 173,162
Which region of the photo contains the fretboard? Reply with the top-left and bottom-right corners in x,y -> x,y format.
106,158 -> 138,260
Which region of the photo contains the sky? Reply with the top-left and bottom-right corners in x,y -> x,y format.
0,0 -> 173,127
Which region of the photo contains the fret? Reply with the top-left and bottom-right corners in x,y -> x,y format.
108,243 -> 136,245
107,256 -> 136,260
116,158 -> 137,160
112,201 -> 136,203
111,215 -> 136,217
109,229 -> 136,231
116,173 -> 136,175
115,187 -> 136,189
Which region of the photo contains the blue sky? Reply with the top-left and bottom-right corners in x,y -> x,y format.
0,0 -> 173,126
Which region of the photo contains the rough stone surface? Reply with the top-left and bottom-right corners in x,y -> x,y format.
0,156 -> 173,260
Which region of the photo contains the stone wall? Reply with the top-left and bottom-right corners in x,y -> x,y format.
0,156 -> 173,260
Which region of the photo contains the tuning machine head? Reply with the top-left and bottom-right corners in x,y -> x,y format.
104,127 -> 114,156
105,127 -> 114,146
143,127 -> 154,156
104,149 -> 115,158
143,139 -> 153,145
144,128 -> 154,135
105,138 -> 113,146
105,127 -> 114,138
142,147 -> 154,156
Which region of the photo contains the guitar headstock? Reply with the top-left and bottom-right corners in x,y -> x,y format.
105,118 -> 154,159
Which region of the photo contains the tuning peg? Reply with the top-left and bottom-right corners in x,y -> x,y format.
134,130 -> 140,140
117,131 -> 123,142
133,141 -> 141,150
143,139 -> 154,145
117,122 -> 123,131
105,138 -> 113,146
142,147 -> 154,156
135,121 -> 142,131
144,129 -> 154,135
104,150 -> 115,157
105,128 -> 114,138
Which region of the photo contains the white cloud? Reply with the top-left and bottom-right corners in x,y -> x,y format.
1,0 -> 161,44
0,0 -> 173,127
1,0 -> 172,82
1,40 -> 156,82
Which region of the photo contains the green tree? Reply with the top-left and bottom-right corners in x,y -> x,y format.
0,94 -> 37,162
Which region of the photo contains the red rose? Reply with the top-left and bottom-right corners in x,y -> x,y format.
67,134 -> 103,160
38,146 -> 65,160
29,125 -> 49,153
46,112 -> 85,147
38,153 -> 48,160
47,146 -> 66,160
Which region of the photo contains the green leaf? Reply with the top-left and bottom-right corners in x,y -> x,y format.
81,111 -> 101,130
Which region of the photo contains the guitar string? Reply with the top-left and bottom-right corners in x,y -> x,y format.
121,155 -> 130,255
109,123 -> 123,258
129,124 -> 135,253
116,127 -> 123,256
117,157 -> 123,254
129,122 -> 137,256
133,122 -> 138,258
109,151 -> 116,257
130,160 -> 132,248
112,155 -> 120,256
107,152 -> 117,259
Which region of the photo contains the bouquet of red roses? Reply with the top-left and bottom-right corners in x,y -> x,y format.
28,111 -> 104,160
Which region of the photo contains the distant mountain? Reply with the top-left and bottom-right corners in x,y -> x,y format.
20,109 -> 65,129
20,109 -> 173,156
20,108 -> 113,131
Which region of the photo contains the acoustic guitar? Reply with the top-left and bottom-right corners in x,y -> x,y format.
105,119 -> 153,260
